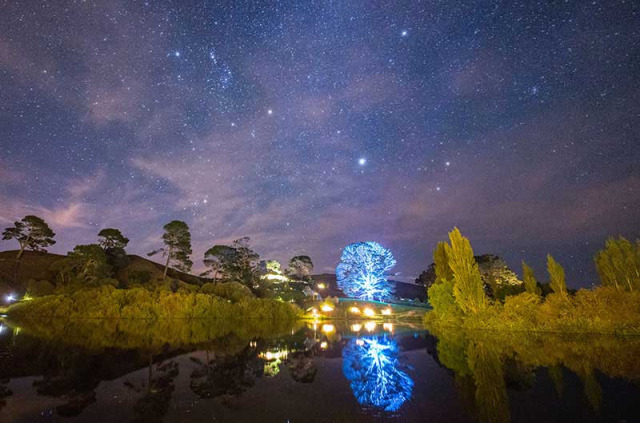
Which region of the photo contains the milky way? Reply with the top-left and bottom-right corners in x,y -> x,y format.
1,1 -> 639,285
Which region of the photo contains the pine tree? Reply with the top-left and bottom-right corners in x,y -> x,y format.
148,220 -> 193,280
2,215 -> 56,289
445,228 -> 487,314
547,254 -> 567,299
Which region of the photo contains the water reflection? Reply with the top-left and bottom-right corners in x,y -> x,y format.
342,336 -> 414,412
2,317 -> 640,422
427,325 -> 640,423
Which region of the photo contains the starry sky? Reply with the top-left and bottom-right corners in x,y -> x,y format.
1,1 -> 639,287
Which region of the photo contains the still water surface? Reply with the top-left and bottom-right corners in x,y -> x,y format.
1,318 -> 639,422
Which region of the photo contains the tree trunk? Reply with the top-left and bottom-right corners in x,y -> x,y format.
13,246 -> 26,292
163,246 -> 172,281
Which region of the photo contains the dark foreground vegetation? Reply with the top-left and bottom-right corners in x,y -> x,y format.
426,228 -> 640,334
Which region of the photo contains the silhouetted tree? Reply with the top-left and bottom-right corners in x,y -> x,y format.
98,228 -> 130,270
230,237 -> 260,288
203,244 -> 237,281
98,228 -> 129,250
148,221 -> 193,280
2,215 -> 56,289
287,255 -> 313,280
67,244 -> 113,285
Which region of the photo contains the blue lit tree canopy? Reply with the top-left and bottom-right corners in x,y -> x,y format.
336,241 -> 396,301
342,336 -> 414,412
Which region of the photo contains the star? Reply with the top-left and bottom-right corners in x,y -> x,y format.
401,30 -> 408,37
358,158 -> 366,166
174,51 -> 180,57
267,109 -> 273,115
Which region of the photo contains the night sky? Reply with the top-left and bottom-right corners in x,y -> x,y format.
1,1 -> 639,286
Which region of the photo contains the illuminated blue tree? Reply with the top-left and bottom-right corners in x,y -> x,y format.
336,241 -> 396,301
342,336 -> 414,412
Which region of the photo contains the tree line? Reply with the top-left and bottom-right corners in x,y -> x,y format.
426,227 -> 640,333
2,215 -> 313,293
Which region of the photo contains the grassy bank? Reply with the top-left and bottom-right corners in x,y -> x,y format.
7,285 -> 302,321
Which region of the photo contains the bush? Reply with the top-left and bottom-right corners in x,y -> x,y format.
200,282 -> 254,302
7,286 -> 300,321
128,270 -> 152,286
26,279 -> 55,297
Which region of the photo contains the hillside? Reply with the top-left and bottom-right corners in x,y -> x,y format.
0,250 -> 205,294
312,273 -> 427,302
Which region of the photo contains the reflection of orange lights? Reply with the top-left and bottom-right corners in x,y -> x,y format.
320,341 -> 328,349
351,324 -> 362,332
365,321 -> 376,332
321,304 -> 334,312
356,339 -> 365,346
322,324 -> 335,333
363,308 -> 375,317
383,323 -> 394,332
317,283 -> 326,289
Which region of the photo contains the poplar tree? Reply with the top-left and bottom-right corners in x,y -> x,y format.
434,241 -> 453,283
445,228 -> 487,314
594,237 -> 640,291
522,261 -> 541,296
547,254 -> 567,299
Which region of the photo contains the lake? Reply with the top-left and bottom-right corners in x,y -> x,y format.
1,318 -> 639,422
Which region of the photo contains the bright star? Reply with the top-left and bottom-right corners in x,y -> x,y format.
445,161 -> 450,166
401,30 -> 408,37
174,51 -> 180,57
267,109 -> 273,115
358,158 -> 366,166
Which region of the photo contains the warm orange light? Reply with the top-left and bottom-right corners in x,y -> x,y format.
383,323 -> 394,332
320,341 -> 328,349
349,306 -> 361,314
363,307 -> 375,317
365,321 -> 376,332
351,323 -> 362,332
322,324 -> 335,333
317,283 -> 326,289
321,304 -> 334,312
381,308 -> 392,316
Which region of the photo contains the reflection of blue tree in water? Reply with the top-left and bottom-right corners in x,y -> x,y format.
342,337 -> 413,412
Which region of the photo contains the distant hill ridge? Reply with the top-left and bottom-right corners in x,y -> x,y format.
0,250 -> 205,294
